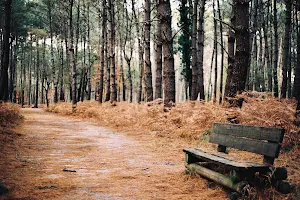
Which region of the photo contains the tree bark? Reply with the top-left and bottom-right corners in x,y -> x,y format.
281,0 -> 292,98
197,0 -> 205,100
99,0 -> 106,103
144,0 -> 153,102
293,8 -> 300,99
252,0 -> 258,91
21,44 -> 25,107
132,0 -> 144,103
0,0 -> 12,101
34,38 -> 39,108
48,1 -> 57,104
191,0 -> 198,100
157,0 -> 175,105
213,0 -> 218,102
154,12 -> 162,99
273,0 -> 279,97
263,0 -> 272,92
108,0 -> 117,102
59,39 -> 65,102
217,0 -> 224,103
69,0 -> 77,110
87,3 -> 92,100
225,0 -> 250,98
28,35 -> 33,106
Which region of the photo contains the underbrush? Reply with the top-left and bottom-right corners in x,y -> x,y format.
0,102 -> 22,134
47,93 -> 299,150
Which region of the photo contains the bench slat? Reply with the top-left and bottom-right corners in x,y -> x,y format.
212,123 -> 285,143
183,148 -> 269,170
209,133 -> 281,158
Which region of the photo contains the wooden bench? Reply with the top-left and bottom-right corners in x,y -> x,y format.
183,123 -> 290,195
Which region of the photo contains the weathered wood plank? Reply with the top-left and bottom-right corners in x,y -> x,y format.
186,163 -> 248,192
183,148 -> 269,170
209,133 -> 281,158
212,123 -> 285,143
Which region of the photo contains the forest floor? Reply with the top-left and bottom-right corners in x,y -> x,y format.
0,108 -> 228,200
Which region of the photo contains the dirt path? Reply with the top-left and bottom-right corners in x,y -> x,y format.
0,108 -> 227,200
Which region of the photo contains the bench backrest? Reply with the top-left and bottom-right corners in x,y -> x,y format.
210,123 -> 285,165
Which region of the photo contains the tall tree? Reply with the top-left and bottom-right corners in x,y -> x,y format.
154,16 -> 163,99
263,0 -> 272,92
191,0 -> 198,100
34,35 -> 39,108
273,0 -> 279,97
225,5 -> 235,97
281,0 -> 292,98
123,0 -> 134,102
197,0 -> 205,100
69,0 -> 77,110
99,0 -> 106,103
144,0 -> 153,102
225,0 -> 250,97
0,0 -> 13,101
213,0 -> 218,102
132,0 -> 144,103
178,0 -> 192,100
293,5 -> 300,99
108,0 -> 117,102
87,3 -> 92,100
157,0 -> 175,105
217,0 -> 224,103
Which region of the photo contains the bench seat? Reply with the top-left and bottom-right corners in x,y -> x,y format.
184,148 -> 270,172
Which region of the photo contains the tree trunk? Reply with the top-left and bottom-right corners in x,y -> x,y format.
295,8 -> 300,118
144,0 -> 153,102
213,0 -> 218,102
59,39 -> 65,102
87,4 -> 92,100
258,28 -> 264,91
191,0 -> 198,100
28,35 -> 33,106
64,29 -> 69,102
154,13 -> 162,99
179,0 -> 192,100
48,3 -> 57,104
99,0 -> 106,103
9,41 -> 13,102
217,0 -> 224,103
108,0 -> 117,102
82,4 -> 87,102
132,0 -> 144,103
208,48 -> 215,100
69,0 -> 77,110
120,43 -> 126,102
281,0 -> 292,98
0,0 -> 12,101
225,0 -> 250,98
41,38 -> 46,104
263,0 -> 272,92
21,44 -> 25,107
157,0 -> 175,105
252,0 -> 258,91
273,0 -> 279,97
293,8 -> 300,99
197,0 -> 205,100
34,38 -> 39,108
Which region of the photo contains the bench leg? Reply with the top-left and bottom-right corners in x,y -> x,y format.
186,163 -> 248,193
185,153 -> 202,164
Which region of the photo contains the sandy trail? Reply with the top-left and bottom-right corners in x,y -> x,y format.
0,108 -> 227,200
